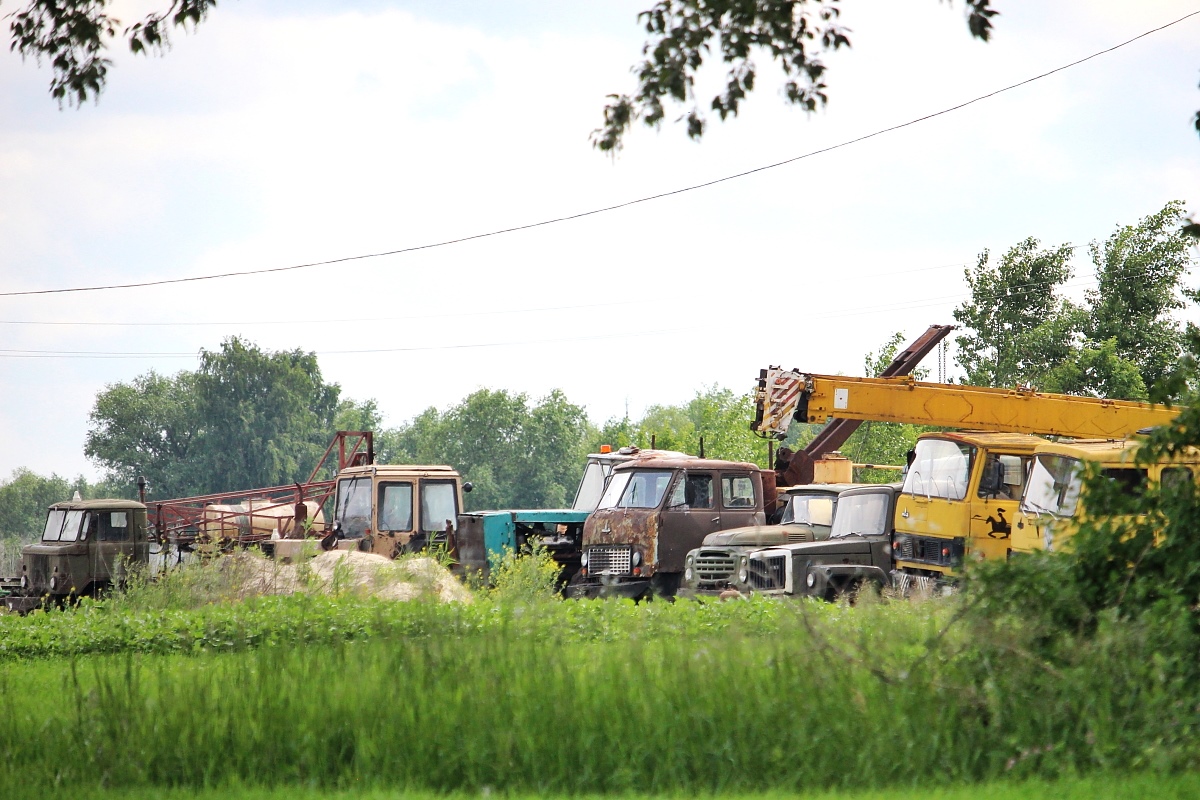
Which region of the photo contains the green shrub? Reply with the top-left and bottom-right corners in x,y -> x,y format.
488,543 -> 561,604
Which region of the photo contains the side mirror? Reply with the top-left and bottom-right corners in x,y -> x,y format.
462,482 -> 474,493
979,460 -> 1005,496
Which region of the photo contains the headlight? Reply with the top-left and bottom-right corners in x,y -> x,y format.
806,571 -> 816,588
631,550 -> 642,567
580,551 -> 588,567
49,575 -> 58,591
738,558 -> 749,584
685,553 -> 694,568
19,575 -> 27,589
684,566 -> 694,583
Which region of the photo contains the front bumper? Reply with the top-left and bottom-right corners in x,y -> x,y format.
566,575 -> 652,600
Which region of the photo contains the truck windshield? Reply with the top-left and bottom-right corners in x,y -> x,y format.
599,470 -> 673,509
421,481 -> 459,533
41,509 -> 66,542
1022,455 -> 1083,517
572,461 -> 609,511
902,439 -> 974,501
335,476 -> 373,538
781,494 -> 836,526
59,510 -> 86,542
831,492 -> 890,537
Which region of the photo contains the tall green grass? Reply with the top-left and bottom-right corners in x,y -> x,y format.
0,596 -> 1197,794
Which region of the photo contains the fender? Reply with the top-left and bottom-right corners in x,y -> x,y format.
802,563 -> 889,598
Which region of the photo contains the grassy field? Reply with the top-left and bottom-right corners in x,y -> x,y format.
30,773 -> 1200,799
1,590 -> 1197,795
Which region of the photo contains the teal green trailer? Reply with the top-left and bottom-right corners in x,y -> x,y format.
457,509 -> 589,587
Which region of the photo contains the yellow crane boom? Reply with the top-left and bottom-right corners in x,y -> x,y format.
753,369 -> 1180,440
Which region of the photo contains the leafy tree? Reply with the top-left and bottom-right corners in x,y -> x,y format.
7,0 -> 217,106
388,389 -> 592,511
953,237 -> 1082,390
86,337 -> 343,498
594,0 -> 997,151
953,206 -> 1195,400
1084,200 -> 1195,395
84,369 -> 200,498
593,386 -> 770,465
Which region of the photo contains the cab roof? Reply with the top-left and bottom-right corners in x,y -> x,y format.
338,464 -> 461,478
918,431 -> 1046,450
783,483 -> 863,495
612,457 -> 759,472
49,499 -> 146,511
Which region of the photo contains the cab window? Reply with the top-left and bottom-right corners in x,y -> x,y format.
902,439 -> 975,501
666,473 -> 714,509
782,494 -> 835,527
1103,468 -> 1147,496
97,511 -> 131,542
421,480 -> 459,533
42,509 -> 66,542
378,482 -> 414,532
609,470 -> 674,509
721,475 -> 756,508
335,476 -> 373,538
59,509 -> 86,543
1161,467 -> 1193,491
977,454 -> 1029,499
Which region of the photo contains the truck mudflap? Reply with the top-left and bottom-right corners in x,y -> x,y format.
803,563 -> 889,599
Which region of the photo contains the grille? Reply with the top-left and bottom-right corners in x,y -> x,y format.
785,529 -> 812,544
587,545 -> 632,575
747,554 -> 787,590
29,558 -> 49,589
895,536 -> 957,566
694,550 -> 737,584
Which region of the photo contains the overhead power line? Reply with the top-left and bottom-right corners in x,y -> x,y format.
2,9 -> 1196,300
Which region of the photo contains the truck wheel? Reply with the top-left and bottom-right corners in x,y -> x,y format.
650,572 -> 681,601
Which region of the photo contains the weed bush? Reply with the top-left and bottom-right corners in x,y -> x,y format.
488,543 -> 561,604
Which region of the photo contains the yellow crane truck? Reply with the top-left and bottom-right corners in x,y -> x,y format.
752,370 -> 1180,585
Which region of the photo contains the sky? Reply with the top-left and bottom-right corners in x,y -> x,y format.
0,0 -> 1197,483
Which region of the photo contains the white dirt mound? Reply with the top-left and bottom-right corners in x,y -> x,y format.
233,549 -> 471,603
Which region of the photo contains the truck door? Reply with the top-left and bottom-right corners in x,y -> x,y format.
658,470 -> 720,573
895,438 -> 973,576
89,510 -> 137,589
969,451 -> 1029,560
719,472 -> 761,529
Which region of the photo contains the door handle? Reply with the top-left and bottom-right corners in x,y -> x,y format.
711,517 -> 720,524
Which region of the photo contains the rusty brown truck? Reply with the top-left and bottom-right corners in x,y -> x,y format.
567,456 -> 770,600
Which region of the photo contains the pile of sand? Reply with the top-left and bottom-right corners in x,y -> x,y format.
234,549 -> 472,603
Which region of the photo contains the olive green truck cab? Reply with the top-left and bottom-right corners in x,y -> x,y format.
678,483 -> 862,597
733,484 -> 901,600
4,499 -> 150,612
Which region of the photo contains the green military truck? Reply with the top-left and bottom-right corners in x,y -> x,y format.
678,483 -> 863,597
4,498 -> 150,612
732,483 -> 902,600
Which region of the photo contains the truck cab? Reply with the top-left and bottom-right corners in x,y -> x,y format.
891,432 -> 1042,585
678,483 -> 859,596
1013,438 -> 1200,555
568,457 -> 767,599
328,464 -> 468,558
6,499 -> 149,611
735,483 -> 901,599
